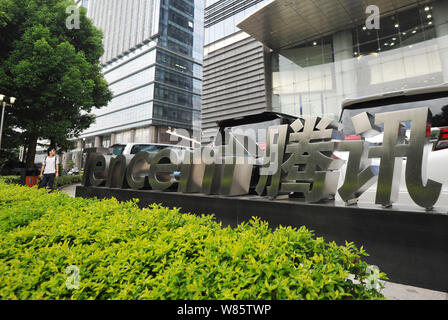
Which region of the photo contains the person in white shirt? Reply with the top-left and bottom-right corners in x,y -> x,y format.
39,148 -> 59,190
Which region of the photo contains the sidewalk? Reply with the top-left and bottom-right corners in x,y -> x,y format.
60,184 -> 447,300
61,183 -> 80,197
381,281 -> 447,300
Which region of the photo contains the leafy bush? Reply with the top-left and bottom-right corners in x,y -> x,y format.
0,183 -> 386,300
0,175 -> 82,188
0,175 -> 21,184
53,175 -> 82,188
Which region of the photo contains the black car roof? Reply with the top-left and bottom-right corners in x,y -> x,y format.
216,111 -> 298,128
342,84 -> 448,110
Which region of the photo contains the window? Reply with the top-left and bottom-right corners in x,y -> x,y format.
157,51 -> 194,75
168,25 -> 193,46
153,103 -> 194,124
130,144 -> 168,154
155,67 -> 193,91
170,0 -> 194,17
169,10 -> 194,30
155,84 -> 200,109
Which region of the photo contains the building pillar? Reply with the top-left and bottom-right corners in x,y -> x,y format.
111,133 -> 116,145
94,136 -> 102,148
63,153 -> 72,173
332,30 -> 358,111
433,0 -> 448,82
149,126 -> 158,143
129,129 -> 136,143
73,139 -> 83,170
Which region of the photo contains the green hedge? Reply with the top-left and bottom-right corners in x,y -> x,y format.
0,183 -> 386,300
0,175 -> 82,188
0,175 -> 21,184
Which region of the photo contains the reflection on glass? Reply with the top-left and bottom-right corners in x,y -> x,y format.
340,96 -> 448,135
272,2 -> 445,122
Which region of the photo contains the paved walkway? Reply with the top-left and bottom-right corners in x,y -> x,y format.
60,184 -> 447,300
61,183 -> 80,197
381,281 -> 447,300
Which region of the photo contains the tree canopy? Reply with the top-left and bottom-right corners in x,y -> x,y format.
0,0 -> 112,167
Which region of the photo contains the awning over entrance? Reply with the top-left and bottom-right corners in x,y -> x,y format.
237,0 -> 431,51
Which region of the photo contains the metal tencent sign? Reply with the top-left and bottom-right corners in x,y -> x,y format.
82,107 -> 443,210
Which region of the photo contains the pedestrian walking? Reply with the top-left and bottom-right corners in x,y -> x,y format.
39,148 -> 59,191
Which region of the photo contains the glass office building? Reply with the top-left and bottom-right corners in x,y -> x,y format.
237,0 -> 448,121
74,0 -> 203,153
201,0 -> 272,143
202,0 -> 448,144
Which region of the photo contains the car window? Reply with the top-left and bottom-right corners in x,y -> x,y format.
218,119 -> 282,152
340,96 -> 448,135
110,145 -> 125,156
130,145 -> 167,154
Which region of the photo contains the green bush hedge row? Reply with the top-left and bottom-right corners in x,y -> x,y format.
0,182 -> 386,300
0,176 -> 21,184
0,175 -> 82,188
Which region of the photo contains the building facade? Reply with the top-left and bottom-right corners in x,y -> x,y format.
203,0 -> 448,141
239,0 -> 448,122
67,0 -> 204,169
201,0 -> 272,144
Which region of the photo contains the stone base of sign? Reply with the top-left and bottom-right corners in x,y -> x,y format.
76,185 -> 448,293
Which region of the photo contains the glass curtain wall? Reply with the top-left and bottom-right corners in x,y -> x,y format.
156,0 -> 203,131
272,3 -> 445,120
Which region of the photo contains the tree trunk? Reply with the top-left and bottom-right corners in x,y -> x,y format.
50,137 -> 56,150
25,135 -> 38,169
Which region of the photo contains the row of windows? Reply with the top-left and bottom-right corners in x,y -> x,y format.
157,50 -> 194,75
153,103 -> 194,124
164,0 -> 194,17
278,4 -> 438,68
156,67 -> 192,91
157,0 -> 204,61
110,67 -> 155,97
98,85 -> 154,116
105,50 -> 156,84
155,84 -> 201,109
155,67 -> 202,94
204,0 -> 268,45
168,24 -> 193,46
167,39 -> 192,57
169,9 -> 194,30
87,102 -> 153,133
353,5 -> 436,57
205,0 -> 266,27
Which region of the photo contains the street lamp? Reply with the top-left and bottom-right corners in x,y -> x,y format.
0,94 -> 17,151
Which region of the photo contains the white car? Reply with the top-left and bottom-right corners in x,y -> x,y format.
336,84 -> 448,210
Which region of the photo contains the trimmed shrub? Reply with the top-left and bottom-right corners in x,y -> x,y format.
53,175 -> 82,188
0,175 -> 82,188
0,183 -> 386,300
0,175 -> 21,184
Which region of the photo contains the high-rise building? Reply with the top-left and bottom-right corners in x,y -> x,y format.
201,0 -> 272,144
67,0 -> 204,169
202,0 -> 448,142
239,0 -> 448,121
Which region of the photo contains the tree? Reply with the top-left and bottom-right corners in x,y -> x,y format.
0,0 -> 112,168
